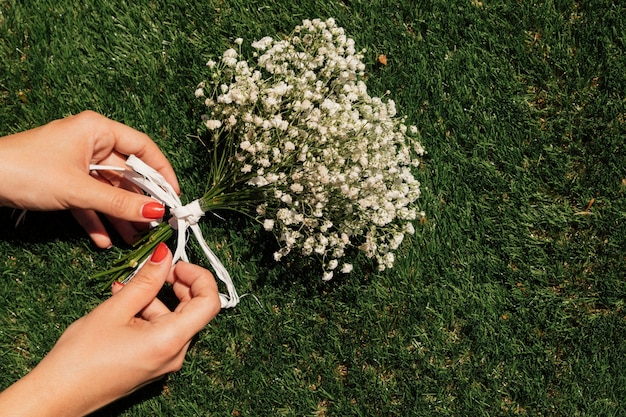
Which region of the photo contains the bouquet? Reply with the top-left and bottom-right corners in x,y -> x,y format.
94,18 -> 425,307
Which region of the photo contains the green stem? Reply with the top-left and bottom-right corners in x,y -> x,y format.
91,221 -> 174,290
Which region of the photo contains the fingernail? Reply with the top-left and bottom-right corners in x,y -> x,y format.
112,281 -> 125,290
141,202 -> 165,219
150,242 -> 169,264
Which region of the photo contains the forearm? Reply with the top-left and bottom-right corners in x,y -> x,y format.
0,370 -> 80,417
0,350 -> 120,417
0,132 -> 36,209
0,361 -> 106,417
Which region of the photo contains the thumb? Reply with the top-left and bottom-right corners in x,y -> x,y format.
70,175 -> 165,222
111,243 -> 172,319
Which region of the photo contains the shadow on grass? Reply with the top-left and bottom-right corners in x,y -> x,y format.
0,208 -> 86,245
87,379 -> 167,417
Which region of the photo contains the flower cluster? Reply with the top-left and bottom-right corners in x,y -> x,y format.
194,18 -> 425,280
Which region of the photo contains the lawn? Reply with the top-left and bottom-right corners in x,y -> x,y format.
1,0 -> 625,416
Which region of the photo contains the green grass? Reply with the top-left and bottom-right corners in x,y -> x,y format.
1,0 -> 625,415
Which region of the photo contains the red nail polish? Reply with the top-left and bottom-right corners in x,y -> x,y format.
150,242 -> 169,263
141,202 -> 165,219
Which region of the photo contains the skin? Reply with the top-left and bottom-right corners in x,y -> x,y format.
0,112 -> 221,416
0,110 -> 180,248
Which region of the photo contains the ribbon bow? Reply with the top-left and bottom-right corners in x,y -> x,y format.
90,155 -> 239,309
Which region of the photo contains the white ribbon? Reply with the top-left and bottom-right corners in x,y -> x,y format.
90,155 -> 240,309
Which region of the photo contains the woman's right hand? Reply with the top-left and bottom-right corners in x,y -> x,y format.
0,243 -> 221,417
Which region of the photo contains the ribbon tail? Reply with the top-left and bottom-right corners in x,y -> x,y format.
189,224 -> 240,309
92,155 -> 241,309
171,218 -> 189,263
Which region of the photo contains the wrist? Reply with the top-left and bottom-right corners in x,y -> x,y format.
0,134 -> 33,210
0,358 -> 110,417
0,371 -> 65,417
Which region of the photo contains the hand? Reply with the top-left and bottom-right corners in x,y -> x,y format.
0,111 -> 180,248
0,243 -> 221,417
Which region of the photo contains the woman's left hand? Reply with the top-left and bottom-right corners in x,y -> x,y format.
0,111 -> 180,248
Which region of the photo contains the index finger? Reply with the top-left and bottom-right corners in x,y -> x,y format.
81,111 -> 181,194
168,262 -> 221,334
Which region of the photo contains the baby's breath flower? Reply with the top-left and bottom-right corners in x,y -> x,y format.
205,119 -> 222,130
263,219 -> 275,231
251,36 -> 273,50
195,18 -> 424,278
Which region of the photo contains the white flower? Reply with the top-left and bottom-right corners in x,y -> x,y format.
322,271 -> 334,281
205,119 -> 222,130
197,18 -> 424,278
390,233 -> 405,250
222,57 -> 238,67
320,220 -> 333,232
263,219 -> 275,231
223,48 -> 238,58
290,183 -> 304,193
327,259 -> 338,270
284,141 -> 296,151
248,176 -> 269,187
251,36 -> 273,50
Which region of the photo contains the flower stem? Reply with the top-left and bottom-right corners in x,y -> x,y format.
91,221 -> 174,290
